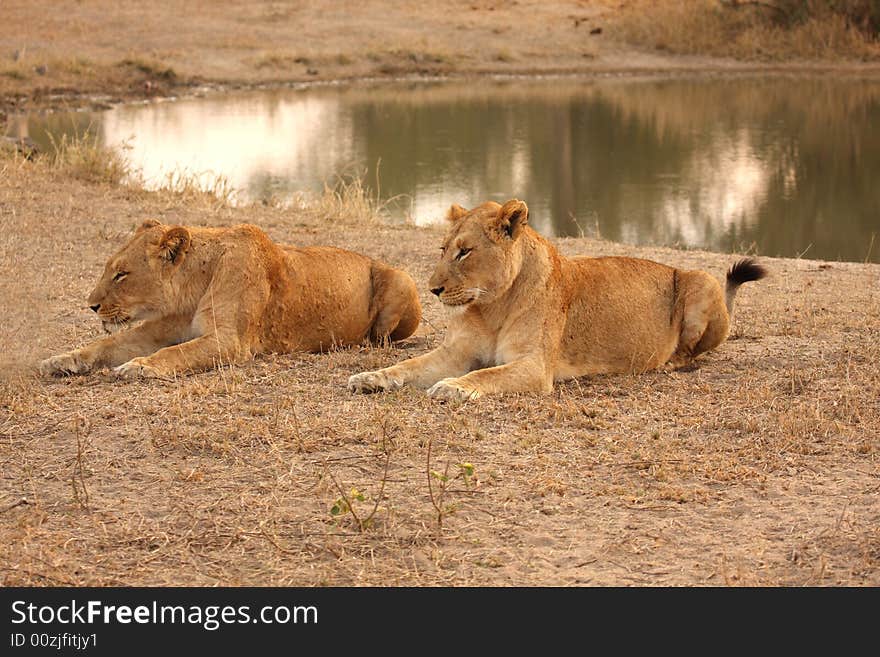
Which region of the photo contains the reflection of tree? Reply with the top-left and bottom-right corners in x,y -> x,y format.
549,103 -> 578,236
341,82 -> 705,245
749,97 -> 880,262
592,78 -> 880,262
344,76 -> 879,262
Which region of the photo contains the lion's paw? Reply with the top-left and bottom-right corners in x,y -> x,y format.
427,378 -> 482,402
113,357 -> 165,380
347,370 -> 402,394
39,351 -> 90,376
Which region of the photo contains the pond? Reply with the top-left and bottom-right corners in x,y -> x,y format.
9,75 -> 880,263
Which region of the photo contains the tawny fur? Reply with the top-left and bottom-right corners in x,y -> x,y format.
348,199 -> 765,401
40,220 -> 421,378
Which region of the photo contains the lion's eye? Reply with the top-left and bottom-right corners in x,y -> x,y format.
455,248 -> 472,261
113,271 -> 128,282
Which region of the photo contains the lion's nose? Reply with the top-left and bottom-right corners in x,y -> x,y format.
430,286 -> 444,297
89,304 -> 101,313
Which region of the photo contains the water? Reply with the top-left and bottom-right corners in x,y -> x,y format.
10,75 -> 880,262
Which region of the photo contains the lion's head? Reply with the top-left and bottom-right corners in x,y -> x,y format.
87,219 -> 192,332
427,199 -> 530,308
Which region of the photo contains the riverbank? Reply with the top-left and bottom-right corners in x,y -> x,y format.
3,0 -> 880,125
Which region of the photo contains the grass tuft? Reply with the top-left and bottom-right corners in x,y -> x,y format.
289,165 -> 406,224
155,170 -> 238,208
119,57 -> 177,80
46,132 -> 131,185
615,0 -> 880,61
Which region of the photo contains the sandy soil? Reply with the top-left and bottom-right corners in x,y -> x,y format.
1,1 -> 878,587
1,155 -> 878,586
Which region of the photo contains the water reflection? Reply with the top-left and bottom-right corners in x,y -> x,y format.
11,76 -> 880,262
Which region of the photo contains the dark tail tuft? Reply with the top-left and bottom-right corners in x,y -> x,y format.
725,258 -> 766,315
727,258 -> 767,286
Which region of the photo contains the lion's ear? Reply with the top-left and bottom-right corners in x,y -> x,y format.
445,204 -> 468,223
137,218 -> 162,233
493,199 -> 529,240
156,226 -> 191,264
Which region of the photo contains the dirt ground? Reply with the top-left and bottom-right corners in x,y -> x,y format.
1,152 -> 878,586
1,1 -> 879,586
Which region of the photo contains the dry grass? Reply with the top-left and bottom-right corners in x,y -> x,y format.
1,145 -> 878,587
35,134 -> 239,209
0,55 -> 96,83
21,132 -> 389,220
288,166 -> 407,225
156,170 -> 238,209
615,1 -> 880,61
46,132 -> 131,186
118,57 -> 177,81
249,52 -> 356,71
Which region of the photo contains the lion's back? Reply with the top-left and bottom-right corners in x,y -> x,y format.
264,244 -> 380,351
557,256 -> 683,376
194,226 -> 416,351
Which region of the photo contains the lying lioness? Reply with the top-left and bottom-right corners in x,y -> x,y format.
40,220 -> 421,378
348,199 -> 766,401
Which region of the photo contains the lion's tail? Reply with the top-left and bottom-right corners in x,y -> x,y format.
725,258 -> 767,317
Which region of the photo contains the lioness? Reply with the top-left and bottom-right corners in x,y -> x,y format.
40,220 -> 421,378
348,199 -> 766,401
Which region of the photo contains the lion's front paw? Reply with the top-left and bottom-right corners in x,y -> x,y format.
39,351 -> 91,376
427,378 -> 482,402
113,357 -> 165,380
347,370 -> 403,394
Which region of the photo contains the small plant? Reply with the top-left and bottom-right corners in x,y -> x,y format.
325,419 -> 394,532
330,488 -> 366,518
426,439 -> 478,532
69,416 -> 91,510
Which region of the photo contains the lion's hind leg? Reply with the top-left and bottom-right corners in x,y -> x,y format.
369,266 -> 422,343
667,271 -> 729,369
